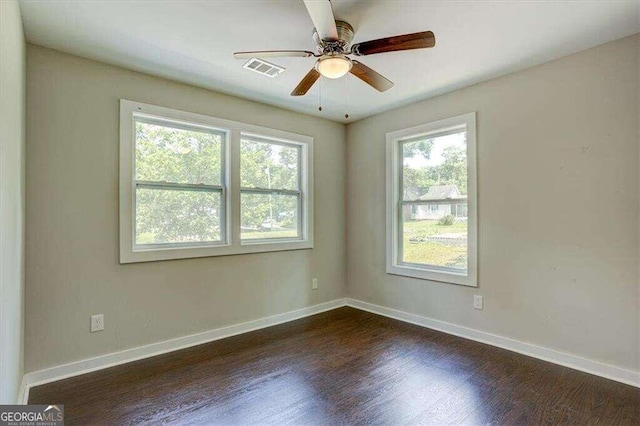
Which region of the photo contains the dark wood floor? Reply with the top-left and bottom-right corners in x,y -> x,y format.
30,307 -> 638,425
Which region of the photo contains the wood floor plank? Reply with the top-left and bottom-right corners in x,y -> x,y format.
29,307 -> 639,425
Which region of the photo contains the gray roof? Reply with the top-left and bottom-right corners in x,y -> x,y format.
418,184 -> 465,200
403,187 -> 426,200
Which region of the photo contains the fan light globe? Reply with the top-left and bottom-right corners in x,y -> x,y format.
316,56 -> 352,79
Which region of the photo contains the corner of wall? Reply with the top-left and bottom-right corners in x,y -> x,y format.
636,29 -> 640,376
0,0 -> 26,405
343,122 -> 350,298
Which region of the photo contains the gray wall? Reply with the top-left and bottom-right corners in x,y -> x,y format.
0,0 -> 26,404
346,35 -> 639,372
25,45 -> 346,373
23,34 -> 639,377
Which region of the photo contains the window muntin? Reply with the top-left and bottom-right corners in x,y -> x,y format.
240,137 -> 302,241
387,112 -> 477,287
134,118 -> 226,247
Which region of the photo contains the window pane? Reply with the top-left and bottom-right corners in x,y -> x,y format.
135,120 -> 223,185
241,193 -> 299,240
401,204 -> 468,271
135,188 -> 222,245
400,130 -> 468,271
401,131 -> 467,201
241,138 -> 299,190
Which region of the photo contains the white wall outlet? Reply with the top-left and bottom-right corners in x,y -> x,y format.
91,314 -> 104,332
312,278 -> 318,290
473,295 -> 483,310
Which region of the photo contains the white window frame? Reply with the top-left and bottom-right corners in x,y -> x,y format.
386,112 -> 477,287
120,100 -> 313,263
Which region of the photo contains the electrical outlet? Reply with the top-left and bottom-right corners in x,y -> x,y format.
91,314 -> 104,332
473,295 -> 483,310
312,278 -> 318,290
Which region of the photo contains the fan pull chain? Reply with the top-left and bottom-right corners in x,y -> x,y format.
318,77 -> 323,112
344,75 -> 349,119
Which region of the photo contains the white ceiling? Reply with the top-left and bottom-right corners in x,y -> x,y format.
18,0 -> 639,123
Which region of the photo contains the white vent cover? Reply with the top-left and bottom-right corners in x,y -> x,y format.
242,58 -> 285,78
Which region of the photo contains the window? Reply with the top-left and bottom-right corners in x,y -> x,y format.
452,203 -> 467,219
134,118 -> 226,248
240,137 -> 302,241
120,100 -> 313,263
386,112 -> 477,286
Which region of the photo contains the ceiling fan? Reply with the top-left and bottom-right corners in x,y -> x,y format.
233,0 -> 436,96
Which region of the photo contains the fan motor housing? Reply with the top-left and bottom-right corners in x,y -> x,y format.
313,20 -> 354,53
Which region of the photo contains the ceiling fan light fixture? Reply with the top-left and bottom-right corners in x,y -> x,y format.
316,55 -> 352,79
235,1 -> 436,97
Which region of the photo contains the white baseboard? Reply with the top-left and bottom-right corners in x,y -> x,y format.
20,298 -> 347,403
17,376 -> 28,405
19,296 -> 637,404
345,298 -> 639,388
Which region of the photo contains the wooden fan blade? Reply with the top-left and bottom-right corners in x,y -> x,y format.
303,0 -> 338,41
233,50 -> 315,59
352,31 -> 435,56
291,68 -> 321,96
349,60 -> 394,92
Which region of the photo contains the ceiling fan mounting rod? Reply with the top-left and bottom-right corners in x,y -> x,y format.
313,20 -> 354,54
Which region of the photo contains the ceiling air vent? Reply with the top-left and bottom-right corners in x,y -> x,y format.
242,58 -> 285,78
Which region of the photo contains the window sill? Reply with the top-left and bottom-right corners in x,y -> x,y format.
386,263 -> 477,287
120,240 -> 313,264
